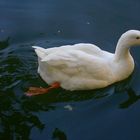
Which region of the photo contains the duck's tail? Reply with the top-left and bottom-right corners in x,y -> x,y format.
32,46 -> 47,59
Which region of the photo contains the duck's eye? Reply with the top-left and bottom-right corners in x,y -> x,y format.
136,36 -> 140,39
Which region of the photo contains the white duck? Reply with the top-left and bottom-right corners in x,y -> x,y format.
26,30 -> 140,96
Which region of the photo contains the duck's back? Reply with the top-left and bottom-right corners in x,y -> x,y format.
45,43 -> 103,56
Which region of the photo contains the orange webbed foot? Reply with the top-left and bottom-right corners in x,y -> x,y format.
26,82 -> 60,96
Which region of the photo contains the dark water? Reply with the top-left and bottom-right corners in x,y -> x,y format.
1,0 -> 140,139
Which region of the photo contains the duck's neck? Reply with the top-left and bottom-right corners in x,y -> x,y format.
114,37 -> 135,81
114,38 -> 132,61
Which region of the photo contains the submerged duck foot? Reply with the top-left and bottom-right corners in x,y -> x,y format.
25,82 -> 60,96
25,87 -> 49,96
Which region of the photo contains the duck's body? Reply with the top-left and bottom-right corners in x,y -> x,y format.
26,30 -> 140,96
35,43 -> 115,90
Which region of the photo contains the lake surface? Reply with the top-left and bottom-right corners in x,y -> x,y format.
1,0 -> 140,140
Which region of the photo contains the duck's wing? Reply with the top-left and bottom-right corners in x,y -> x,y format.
41,50 -> 78,67
33,43 -> 103,59
41,50 -> 113,80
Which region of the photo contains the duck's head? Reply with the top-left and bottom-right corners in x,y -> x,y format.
119,30 -> 140,47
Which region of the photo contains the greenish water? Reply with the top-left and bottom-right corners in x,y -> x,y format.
1,0 -> 140,140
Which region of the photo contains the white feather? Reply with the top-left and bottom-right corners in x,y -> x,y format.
33,30 -> 140,91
